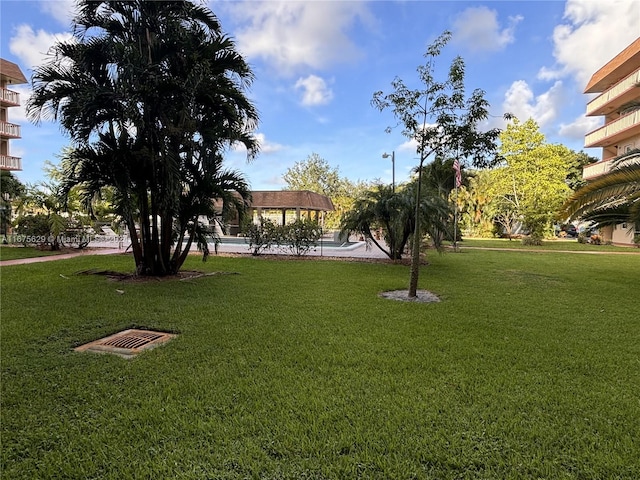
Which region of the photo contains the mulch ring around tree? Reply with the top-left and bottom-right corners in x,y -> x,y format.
379,290 -> 441,303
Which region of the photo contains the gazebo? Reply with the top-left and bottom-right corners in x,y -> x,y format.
217,190 -> 334,235
249,190 -> 334,226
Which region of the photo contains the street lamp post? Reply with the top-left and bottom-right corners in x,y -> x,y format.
382,151 -> 395,192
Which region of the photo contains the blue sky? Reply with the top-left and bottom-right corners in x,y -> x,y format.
1,0 -> 639,190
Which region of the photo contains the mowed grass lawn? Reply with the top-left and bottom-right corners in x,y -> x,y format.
1,249 -> 639,479
0,245 -> 65,261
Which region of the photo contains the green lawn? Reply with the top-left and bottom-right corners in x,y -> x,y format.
457,237 -> 638,252
1,250 -> 639,479
0,245 -> 64,261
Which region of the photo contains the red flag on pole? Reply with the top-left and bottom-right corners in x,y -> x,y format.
453,158 -> 462,188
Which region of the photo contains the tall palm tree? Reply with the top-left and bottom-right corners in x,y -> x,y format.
28,0 -> 259,275
562,149 -> 640,232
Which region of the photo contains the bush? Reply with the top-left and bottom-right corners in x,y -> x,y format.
241,217 -> 323,256
281,218 -> 322,256
522,234 -> 543,246
242,217 -> 281,256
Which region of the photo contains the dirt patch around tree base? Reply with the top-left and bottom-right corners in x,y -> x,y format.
379,289 -> 441,303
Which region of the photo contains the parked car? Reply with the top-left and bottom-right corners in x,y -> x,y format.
559,224 -> 578,238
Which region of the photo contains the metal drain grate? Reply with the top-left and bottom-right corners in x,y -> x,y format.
75,329 -> 176,358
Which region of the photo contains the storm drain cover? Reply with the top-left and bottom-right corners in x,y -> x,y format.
75,329 -> 176,358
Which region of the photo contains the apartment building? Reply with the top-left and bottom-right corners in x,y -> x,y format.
583,37 -> 640,245
1,58 -> 27,171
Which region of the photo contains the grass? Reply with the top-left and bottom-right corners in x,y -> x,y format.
457,237 -> 639,252
1,250 -> 639,479
0,244 -> 64,261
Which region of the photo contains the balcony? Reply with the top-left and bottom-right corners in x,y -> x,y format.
584,109 -> 640,148
0,121 -> 21,139
0,88 -> 20,106
0,154 -> 22,171
582,160 -> 612,180
586,69 -> 640,116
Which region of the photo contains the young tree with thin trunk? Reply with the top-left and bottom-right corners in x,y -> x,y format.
372,31 -> 503,297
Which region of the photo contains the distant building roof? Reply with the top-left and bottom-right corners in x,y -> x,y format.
251,190 -> 334,211
584,37 -> 640,94
0,58 -> 27,85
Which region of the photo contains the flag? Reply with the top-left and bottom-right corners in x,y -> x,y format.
453,158 -> 462,188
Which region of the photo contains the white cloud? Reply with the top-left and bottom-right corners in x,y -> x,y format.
558,115 -> 602,139
502,80 -> 565,127
233,133 -> 285,155
221,1 -> 370,75
40,0 -> 77,26
256,133 -> 285,154
397,123 -> 440,154
452,7 -> 523,52
9,24 -> 74,71
294,75 -> 333,107
398,139 -> 418,153
539,0 -> 640,87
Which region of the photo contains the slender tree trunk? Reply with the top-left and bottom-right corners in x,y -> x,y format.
125,213 -> 143,267
408,162 -> 424,297
175,219 -> 197,271
138,187 -> 155,275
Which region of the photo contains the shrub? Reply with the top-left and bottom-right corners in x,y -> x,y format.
522,234 -> 543,246
281,218 -> 322,256
242,217 -> 281,256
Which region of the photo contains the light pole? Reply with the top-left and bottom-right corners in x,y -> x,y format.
382,151 -> 395,192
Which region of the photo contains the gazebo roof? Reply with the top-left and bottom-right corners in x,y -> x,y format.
250,190 -> 334,211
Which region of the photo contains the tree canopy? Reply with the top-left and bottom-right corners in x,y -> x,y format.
28,0 -> 259,275
283,153 -> 346,198
490,118 -> 573,239
283,153 -> 370,229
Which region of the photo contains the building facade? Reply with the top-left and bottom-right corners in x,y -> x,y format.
1,59 -> 27,172
582,37 -> 640,245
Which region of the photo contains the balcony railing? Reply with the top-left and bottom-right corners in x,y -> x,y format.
0,88 -> 20,106
582,160 -> 612,180
0,121 -> 21,138
0,154 -> 22,171
584,110 -> 640,147
586,69 -> 640,116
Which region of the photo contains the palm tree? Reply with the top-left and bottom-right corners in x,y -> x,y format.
340,183 -> 451,260
28,0 -> 259,275
562,149 -> 640,233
